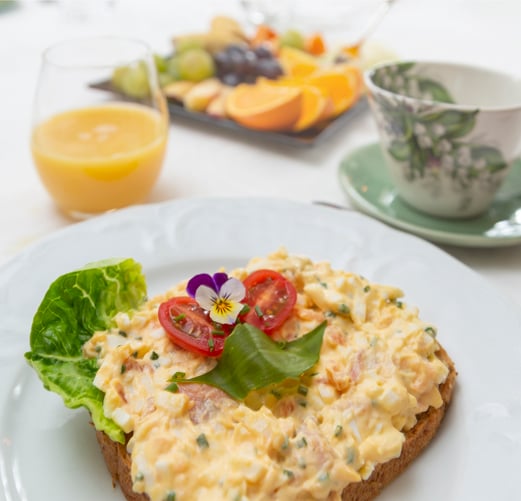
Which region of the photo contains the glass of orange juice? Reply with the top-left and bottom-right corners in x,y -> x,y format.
31,36 -> 169,219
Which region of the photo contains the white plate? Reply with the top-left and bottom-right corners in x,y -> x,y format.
1,198 -> 520,501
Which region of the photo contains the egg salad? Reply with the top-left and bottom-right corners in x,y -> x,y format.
83,249 -> 449,501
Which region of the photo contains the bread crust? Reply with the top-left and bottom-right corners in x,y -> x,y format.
340,346 -> 456,500
95,346 -> 456,501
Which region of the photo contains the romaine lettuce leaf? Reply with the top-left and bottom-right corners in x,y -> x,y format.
25,258 -> 147,444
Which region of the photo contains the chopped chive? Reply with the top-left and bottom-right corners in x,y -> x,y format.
173,313 -> 186,322
296,437 -> 307,448
281,436 -> 289,450
212,329 -> 226,336
318,472 -> 330,482
118,330 -> 127,337
297,385 -> 308,396
395,300 -> 404,309
196,433 -> 209,449
298,457 -> 307,469
283,469 -> 294,479
95,345 -> 102,353
334,425 -> 343,437
120,364 -> 126,374
346,447 -> 356,464
424,326 -> 437,337
325,311 -> 337,318
271,389 -> 282,399
240,304 -> 251,314
338,303 -> 350,314
165,492 -> 176,501
172,371 -> 186,379
207,338 -> 215,351
255,305 -> 264,318
135,472 -> 144,482
298,400 -> 307,408
132,351 -> 138,358
150,351 -> 159,360
165,382 -> 179,392
363,285 -> 371,293
319,281 -> 328,288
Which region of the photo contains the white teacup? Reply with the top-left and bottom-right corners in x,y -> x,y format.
364,61 -> 521,218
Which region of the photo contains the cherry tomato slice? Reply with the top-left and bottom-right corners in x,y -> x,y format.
158,296 -> 227,357
241,269 -> 297,335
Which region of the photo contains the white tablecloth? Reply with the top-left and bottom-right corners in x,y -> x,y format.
1,0 -> 520,308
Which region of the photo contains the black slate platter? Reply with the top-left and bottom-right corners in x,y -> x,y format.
91,80 -> 368,148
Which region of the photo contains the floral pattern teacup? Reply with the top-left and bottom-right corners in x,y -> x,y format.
365,61 -> 521,218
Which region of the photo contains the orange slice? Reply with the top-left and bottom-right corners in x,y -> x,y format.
269,78 -> 331,131
336,63 -> 364,90
225,83 -> 302,131
292,85 -> 330,131
278,46 -> 320,77
268,76 -> 339,128
307,65 -> 362,116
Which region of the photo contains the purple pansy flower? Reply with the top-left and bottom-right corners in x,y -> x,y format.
187,272 -> 246,325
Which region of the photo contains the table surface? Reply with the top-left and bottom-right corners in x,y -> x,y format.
1,0 -> 520,309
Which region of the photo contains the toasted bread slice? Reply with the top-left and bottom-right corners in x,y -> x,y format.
94,346 -> 456,501
340,346 -> 456,500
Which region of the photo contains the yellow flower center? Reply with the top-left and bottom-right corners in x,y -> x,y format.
213,298 -> 233,315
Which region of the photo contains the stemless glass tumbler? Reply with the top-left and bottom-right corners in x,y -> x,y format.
31,36 -> 169,219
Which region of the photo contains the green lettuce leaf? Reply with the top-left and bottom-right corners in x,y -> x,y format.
25,258 -> 147,444
168,321 -> 326,400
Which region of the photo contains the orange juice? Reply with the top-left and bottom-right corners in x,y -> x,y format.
31,102 -> 168,216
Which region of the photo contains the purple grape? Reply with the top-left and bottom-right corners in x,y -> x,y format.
214,51 -> 233,73
243,50 -> 258,72
256,58 -> 283,79
214,42 -> 283,86
221,73 -> 242,86
226,44 -> 247,56
253,45 -> 273,59
230,51 -> 249,74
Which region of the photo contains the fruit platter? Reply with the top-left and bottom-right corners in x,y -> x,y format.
110,16 -> 369,147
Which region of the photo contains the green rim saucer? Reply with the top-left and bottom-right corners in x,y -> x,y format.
338,143 -> 521,247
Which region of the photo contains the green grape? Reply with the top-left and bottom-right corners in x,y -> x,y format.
279,29 -> 306,50
158,72 -> 176,88
153,53 -> 167,73
175,35 -> 207,54
177,48 -> 216,82
119,62 -> 150,99
111,66 -> 128,90
166,56 -> 182,79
